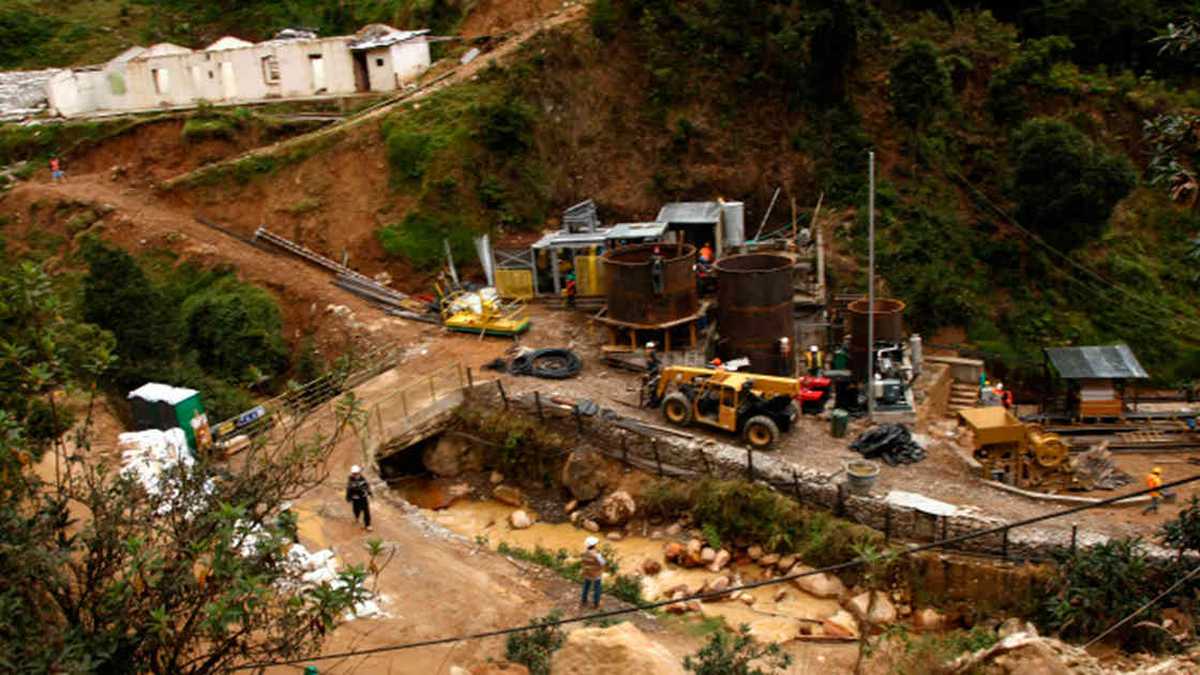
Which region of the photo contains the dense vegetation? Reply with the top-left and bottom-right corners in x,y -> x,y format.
80,240 -> 290,420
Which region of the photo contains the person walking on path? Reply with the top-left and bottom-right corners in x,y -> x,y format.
1144,466 -> 1165,515
346,465 -> 373,531
49,156 -> 64,183
579,536 -> 605,609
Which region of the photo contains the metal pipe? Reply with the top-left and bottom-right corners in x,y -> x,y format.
868,151 -> 876,419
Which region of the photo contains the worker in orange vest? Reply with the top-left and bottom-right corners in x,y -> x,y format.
699,242 -> 714,264
710,358 -> 725,371
1144,466 -> 1164,514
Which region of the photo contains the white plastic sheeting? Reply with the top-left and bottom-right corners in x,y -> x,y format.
119,428 -> 193,495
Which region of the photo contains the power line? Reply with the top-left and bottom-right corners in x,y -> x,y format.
1083,560 -> 1200,648
232,473 -> 1200,671
946,167 -> 1200,338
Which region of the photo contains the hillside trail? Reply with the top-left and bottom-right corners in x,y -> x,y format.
162,2 -> 587,190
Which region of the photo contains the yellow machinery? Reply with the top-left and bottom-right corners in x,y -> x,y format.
959,407 -> 1078,491
439,286 -> 530,337
647,366 -> 802,449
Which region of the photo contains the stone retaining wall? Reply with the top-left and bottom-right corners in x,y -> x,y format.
458,382 -> 1092,561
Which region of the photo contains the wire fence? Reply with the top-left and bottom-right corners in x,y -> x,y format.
363,363 -> 466,457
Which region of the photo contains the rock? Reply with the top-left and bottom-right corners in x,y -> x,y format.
565,499 -> 578,513
663,542 -> 685,563
822,609 -> 859,638
998,617 -> 1039,640
951,634 -> 1101,675
790,566 -> 847,599
649,529 -> 664,540
844,591 -> 898,629
423,435 -> 483,477
600,491 -> 636,526
913,608 -> 946,632
740,593 -> 756,606
641,559 -> 662,576
759,553 -> 780,568
569,511 -> 582,524
493,485 -> 525,507
774,589 -> 788,602
665,584 -> 690,597
777,554 -> 797,570
701,576 -> 731,601
747,545 -> 764,561
550,622 -> 685,675
666,522 -> 683,536
509,510 -> 532,529
708,549 -> 731,572
582,519 -> 600,533
700,547 -> 716,563
683,539 -> 704,567
490,471 -> 504,484
561,449 -> 610,501
606,531 -> 623,541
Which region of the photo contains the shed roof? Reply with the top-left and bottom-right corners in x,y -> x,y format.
606,222 -> 668,240
128,383 -> 199,405
656,202 -> 722,225
348,25 -> 430,50
134,43 -> 193,60
109,46 -> 148,64
1044,344 -> 1149,380
531,229 -> 609,250
206,36 -> 255,51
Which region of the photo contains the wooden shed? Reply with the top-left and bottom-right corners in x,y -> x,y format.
1044,344 -> 1149,421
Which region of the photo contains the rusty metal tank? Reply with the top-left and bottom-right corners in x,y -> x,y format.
603,243 -> 699,325
715,253 -> 795,376
846,298 -> 906,379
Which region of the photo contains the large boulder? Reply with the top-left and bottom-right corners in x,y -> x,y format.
844,591 -> 898,629
561,449 -> 609,501
708,549 -> 731,572
600,491 -> 636,526
423,434 -> 483,477
913,608 -> 947,632
822,609 -> 859,638
493,485 -> 525,507
550,622 -> 685,675
790,565 -> 848,599
509,510 -> 533,529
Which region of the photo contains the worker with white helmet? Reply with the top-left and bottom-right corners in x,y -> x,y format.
579,536 -> 606,608
346,465 -> 373,532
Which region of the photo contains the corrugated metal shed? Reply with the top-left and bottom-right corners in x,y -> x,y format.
656,202 -> 722,225
1044,344 -> 1149,380
349,25 -> 430,50
607,222 -> 668,240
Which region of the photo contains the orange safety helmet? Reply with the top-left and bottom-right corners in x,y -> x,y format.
710,358 -> 722,367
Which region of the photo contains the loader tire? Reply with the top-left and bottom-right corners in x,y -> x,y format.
661,393 -> 693,427
743,415 -> 780,449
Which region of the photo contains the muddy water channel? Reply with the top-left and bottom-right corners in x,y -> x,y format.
421,498 -> 843,643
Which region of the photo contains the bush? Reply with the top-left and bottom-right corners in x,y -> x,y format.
383,128 -> 436,181
1041,538 -> 1164,650
682,624 -> 791,674
81,240 -> 178,370
987,35 -> 1073,123
181,115 -> 237,143
1161,496 -> 1200,555
1009,118 -> 1136,251
179,276 -> 288,384
889,39 -> 952,129
589,0 -> 617,41
892,627 -> 998,674
472,93 -> 536,153
505,611 -> 566,675
375,211 -> 474,270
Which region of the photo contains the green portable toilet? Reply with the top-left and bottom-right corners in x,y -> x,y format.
128,383 -> 208,453
831,408 -> 850,438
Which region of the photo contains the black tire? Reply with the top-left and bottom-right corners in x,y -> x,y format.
743,415 -> 780,449
661,392 -> 694,427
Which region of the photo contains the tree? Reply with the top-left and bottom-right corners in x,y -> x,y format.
889,39 -> 951,130
0,261 -> 115,446
682,624 -> 792,675
0,388 -> 375,673
505,611 -> 566,675
808,0 -> 879,103
1161,495 -> 1200,555
1009,118 -> 1136,251
81,239 -> 177,381
1042,538 -> 1159,649
179,276 -> 289,384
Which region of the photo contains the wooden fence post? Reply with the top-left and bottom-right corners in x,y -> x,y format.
746,448 -> 754,481
535,391 -> 545,421
792,470 -> 802,502
466,366 -> 474,390
497,380 -> 509,409
652,438 -> 663,477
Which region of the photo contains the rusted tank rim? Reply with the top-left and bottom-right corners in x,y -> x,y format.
847,298 -> 906,315
603,242 -> 696,266
714,252 -> 793,274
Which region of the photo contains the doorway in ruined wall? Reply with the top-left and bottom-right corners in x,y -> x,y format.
220,61 -> 237,100
352,52 -> 369,92
309,55 -> 327,93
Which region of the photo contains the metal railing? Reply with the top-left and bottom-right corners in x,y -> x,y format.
364,363 -> 466,456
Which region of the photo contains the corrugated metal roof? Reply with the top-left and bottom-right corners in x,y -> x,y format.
656,202 -> 722,225
607,222 -> 668,240
349,25 -> 430,51
1044,344 -> 1149,380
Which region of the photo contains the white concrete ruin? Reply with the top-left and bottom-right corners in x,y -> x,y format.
45,24 -> 432,119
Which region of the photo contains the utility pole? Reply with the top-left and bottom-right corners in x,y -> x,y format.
867,151 -> 876,419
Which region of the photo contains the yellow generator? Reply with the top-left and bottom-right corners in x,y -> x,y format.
959,407 -> 1078,492
440,287 -> 530,337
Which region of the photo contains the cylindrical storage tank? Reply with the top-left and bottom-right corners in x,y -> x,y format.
715,253 -> 795,375
846,298 -> 906,380
603,243 -> 698,325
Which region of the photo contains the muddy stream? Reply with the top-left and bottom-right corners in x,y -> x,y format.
410,495 -> 842,643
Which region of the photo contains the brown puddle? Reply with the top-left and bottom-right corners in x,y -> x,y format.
422,499 -> 843,643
